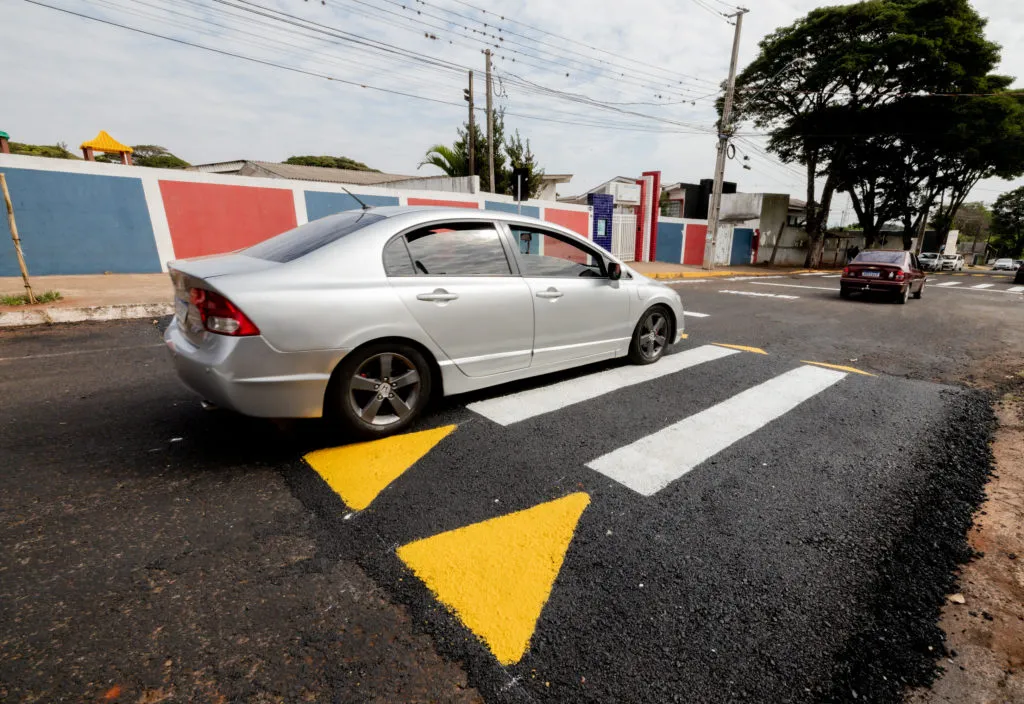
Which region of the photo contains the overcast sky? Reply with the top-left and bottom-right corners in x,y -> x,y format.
3,0 -> 1023,219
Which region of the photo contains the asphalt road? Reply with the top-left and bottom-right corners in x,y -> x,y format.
0,268 -> 1011,703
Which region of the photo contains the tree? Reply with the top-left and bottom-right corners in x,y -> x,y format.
419,110 -> 544,196
950,201 -> 992,243
733,0 -> 1024,265
284,155 -> 378,171
9,141 -> 78,159
991,187 -> 1024,257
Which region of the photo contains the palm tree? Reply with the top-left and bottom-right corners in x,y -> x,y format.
419,145 -> 466,176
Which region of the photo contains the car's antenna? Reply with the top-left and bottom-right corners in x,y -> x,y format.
340,186 -> 371,210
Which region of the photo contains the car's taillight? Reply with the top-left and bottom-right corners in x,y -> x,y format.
894,270 -> 905,281
190,288 -> 260,336
842,266 -> 850,276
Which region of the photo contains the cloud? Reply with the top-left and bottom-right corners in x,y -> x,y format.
3,0 -> 1022,207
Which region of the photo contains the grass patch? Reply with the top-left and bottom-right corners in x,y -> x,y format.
0,290 -> 63,306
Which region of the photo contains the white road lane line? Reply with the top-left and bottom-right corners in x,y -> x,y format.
822,274 -> 842,278
749,282 -> 836,291
935,281 -> 962,287
719,290 -> 799,299
1009,286 -> 1024,293
798,272 -> 827,276
0,343 -> 164,362
683,311 -> 710,318
971,283 -> 995,289
467,344 -> 740,426
587,365 -> 848,496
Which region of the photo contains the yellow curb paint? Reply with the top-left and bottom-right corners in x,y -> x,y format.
712,343 -> 768,355
397,492 -> 591,665
801,361 -> 876,377
304,424 -> 456,511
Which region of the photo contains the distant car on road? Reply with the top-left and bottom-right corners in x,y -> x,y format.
164,206 -> 686,438
840,250 -> 927,304
918,252 -> 942,271
992,258 -> 1018,271
940,253 -> 964,271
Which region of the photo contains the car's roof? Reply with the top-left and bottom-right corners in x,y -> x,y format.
366,204 -> 556,225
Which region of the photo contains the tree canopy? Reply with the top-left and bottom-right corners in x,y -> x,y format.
420,110 -> 545,197
284,155 -> 378,171
8,141 -> 79,159
734,0 -> 1024,265
990,186 -> 1024,257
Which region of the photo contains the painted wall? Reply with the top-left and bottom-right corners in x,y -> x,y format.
682,222 -> 707,266
0,166 -> 161,276
655,221 -> 684,264
0,154 -> 592,275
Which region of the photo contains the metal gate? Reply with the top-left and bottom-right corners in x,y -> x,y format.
611,212 -> 637,261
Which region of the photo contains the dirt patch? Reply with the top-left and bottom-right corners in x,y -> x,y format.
908,387 -> 1024,703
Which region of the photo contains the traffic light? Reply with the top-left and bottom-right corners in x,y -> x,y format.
464,88 -> 471,103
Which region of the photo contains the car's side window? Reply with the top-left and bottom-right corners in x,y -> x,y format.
510,226 -> 607,278
382,236 -> 416,276
392,222 -> 512,277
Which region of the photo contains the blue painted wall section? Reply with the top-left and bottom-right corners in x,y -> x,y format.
655,222 -> 684,264
730,227 -> 754,266
484,201 -> 540,218
305,191 -> 399,221
0,167 -> 160,276
588,193 -> 613,252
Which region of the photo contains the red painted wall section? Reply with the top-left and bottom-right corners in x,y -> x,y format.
543,208 -> 590,238
160,181 -> 296,259
407,198 -> 480,209
544,237 -> 588,264
683,223 -> 707,265
644,171 -> 661,263
634,179 -> 647,261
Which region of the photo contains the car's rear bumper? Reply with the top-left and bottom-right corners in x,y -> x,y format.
164,319 -> 345,418
840,278 -> 904,293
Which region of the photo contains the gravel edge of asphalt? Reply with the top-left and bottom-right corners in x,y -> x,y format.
824,388 -> 997,703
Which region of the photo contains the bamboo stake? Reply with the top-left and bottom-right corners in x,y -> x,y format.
0,172 -> 35,304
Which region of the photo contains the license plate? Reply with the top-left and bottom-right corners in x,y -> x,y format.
862,271 -> 881,278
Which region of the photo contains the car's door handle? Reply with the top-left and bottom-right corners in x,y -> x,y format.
416,289 -> 459,302
535,287 -> 563,299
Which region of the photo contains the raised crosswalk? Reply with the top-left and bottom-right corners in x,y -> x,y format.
586,365 -> 847,495
467,344 -> 739,425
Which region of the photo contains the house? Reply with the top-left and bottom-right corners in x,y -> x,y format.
661,179 -> 737,219
189,160 -> 480,193
559,176 -> 643,212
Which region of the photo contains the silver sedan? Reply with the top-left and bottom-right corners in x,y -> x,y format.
164,206 -> 686,437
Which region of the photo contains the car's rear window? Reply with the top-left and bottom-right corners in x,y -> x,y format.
244,211 -> 385,263
854,251 -> 905,265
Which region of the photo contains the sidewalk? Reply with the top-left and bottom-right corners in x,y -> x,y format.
0,274 -> 172,327
629,262 -> 837,280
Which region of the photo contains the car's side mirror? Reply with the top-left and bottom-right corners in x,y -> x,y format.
608,262 -> 622,281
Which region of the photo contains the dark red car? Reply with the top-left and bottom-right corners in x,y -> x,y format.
840,250 -> 927,304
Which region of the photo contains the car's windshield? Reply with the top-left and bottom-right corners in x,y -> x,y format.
854,251 -> 905,265
244,210 -> 386,263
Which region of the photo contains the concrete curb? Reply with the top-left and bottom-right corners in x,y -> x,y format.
0,303 -> 172,328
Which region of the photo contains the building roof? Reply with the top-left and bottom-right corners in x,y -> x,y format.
540,174 -> 573,183
80,130 -> 133,153
0,131 -> 8,140
189,159 -> 420,185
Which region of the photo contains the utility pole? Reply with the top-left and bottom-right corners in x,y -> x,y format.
485,49 -> 495,194
0,173 -> 36,304
703,8 -> 748,271
464,70 -> 476,193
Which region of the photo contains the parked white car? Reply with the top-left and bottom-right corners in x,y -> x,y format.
940,254 -> 964,271
992,258 -> 1018,271
918,252 -> 943,271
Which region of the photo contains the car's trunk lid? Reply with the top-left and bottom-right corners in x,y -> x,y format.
846,264 -> 903,281
168,253 -> 277,345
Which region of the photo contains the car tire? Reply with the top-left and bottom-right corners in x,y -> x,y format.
896,285 -> 910,304
913,282 -> 923,299
628,305 -> 671,365
839,285 -> 851,299
330,342 -> 433,439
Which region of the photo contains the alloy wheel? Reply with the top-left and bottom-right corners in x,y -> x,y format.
348,352 -> 421,427
639,311 -> 668,361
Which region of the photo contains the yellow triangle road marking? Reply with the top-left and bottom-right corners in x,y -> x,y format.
397,492 -> 590,665
303,425 -> 456,511
713,342 -> 768,355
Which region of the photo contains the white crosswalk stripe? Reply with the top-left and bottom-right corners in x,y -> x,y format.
587,365 -> 848,496
467,344 -> 739,426
822,274 -> 842,278
935,281 -> 962,287
971,283 -> 995,289
1009,286 -> 1024,293
683,311 -> 710,318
